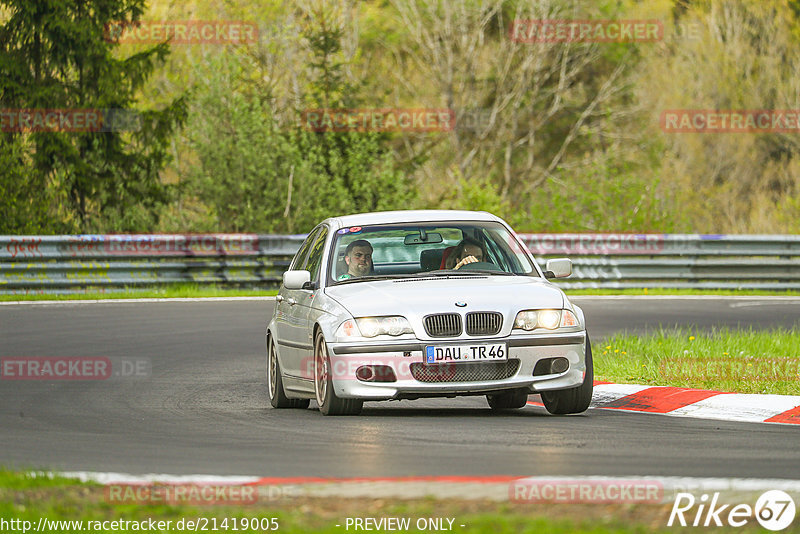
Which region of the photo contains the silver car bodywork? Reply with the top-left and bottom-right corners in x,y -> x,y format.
266,210 -> 591,415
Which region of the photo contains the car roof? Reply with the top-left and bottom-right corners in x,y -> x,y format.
324,210 -> 503,229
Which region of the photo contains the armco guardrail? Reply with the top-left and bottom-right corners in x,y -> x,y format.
2,234 -> 800,294
520,233 -> 800,290
0,234 -> 306,294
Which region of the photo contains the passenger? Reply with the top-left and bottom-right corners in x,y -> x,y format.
447,237 -> 487,270
338,239 -> 373,280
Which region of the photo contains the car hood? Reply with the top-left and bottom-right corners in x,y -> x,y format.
324,275 -> 565,317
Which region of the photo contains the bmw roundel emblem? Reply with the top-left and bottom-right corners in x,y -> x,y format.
455,301 -> 467,307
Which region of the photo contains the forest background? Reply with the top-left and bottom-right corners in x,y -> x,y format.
2,0 -> 800,235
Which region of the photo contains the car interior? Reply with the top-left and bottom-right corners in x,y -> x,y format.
331,225 -> 533,281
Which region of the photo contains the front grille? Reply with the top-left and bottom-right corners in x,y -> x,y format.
410,359 -> 520,383
424,313 -> 462,337
465,312 -> 502,336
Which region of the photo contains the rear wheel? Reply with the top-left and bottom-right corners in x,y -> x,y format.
486,388 -> 530,410
541,336 -> 593,415
314,330 -> 362,416
267,334 -> 310,409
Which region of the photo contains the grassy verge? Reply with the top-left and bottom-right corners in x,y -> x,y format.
596,327 -> 800,395
0,470 -> 771,533
564,288 -> 800,297
0,284 -> 278,301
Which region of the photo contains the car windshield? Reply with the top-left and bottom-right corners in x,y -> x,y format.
328,221 -> 537,284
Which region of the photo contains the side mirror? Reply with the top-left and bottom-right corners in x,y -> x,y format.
283,270 -> 311,289
544,258 -> 572,279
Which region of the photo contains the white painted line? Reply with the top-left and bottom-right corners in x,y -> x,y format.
0,296 -> 276,306
729,301 -> 800,308
300,481 -> 511,501
668,393 -> 800,423
572,296 -> 800,301
512,475 -> 800,495
56,471 -> 262,484
48,472 -> 800,504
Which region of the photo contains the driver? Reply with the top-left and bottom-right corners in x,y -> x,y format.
448,237 -> 487,270
338,239 -> 373,280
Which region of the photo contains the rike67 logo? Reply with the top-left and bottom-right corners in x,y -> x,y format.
668,490 -> 796,531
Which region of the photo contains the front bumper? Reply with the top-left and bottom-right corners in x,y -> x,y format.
326,332 -> 587,400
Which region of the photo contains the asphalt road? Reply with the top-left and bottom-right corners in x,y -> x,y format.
0,297 -> 798,478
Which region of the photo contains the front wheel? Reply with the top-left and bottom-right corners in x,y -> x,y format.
541,336 -> 594,415
314,330 -> 362,416
486,388 -> 530,410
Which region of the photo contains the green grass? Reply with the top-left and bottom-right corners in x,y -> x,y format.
0,469 -> 93,490
596,327 -> 800,395
564,288 -> 800,297
0,469 -> 725,533
0,284 -> 278,301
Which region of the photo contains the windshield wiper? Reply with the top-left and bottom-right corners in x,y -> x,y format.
464,269 -> 517,276
333,274 -> 406,285
411,270 -> 516,277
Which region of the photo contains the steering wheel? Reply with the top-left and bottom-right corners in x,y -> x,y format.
458,261 -> 503,272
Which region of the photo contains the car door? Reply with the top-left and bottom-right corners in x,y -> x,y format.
274,227 -> 318,377
292,225 -> 330,377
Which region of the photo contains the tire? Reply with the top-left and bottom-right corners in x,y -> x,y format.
541,336 -> 594,415
486,387 -> 530,410
314,330 -> 363,416
267,334 -> 310,409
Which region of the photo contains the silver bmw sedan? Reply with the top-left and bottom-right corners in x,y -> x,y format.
266,210 -> 592,416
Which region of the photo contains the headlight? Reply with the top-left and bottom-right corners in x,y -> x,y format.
513,309 -> 580,331
513,310 -> 538,330
358,317 -> 381,337
336,316 -> 413,338
537,310 -> 561,329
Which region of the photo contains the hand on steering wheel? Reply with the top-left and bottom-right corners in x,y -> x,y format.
453,255 -> 480,270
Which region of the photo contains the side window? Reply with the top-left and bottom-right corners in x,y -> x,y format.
304,226 -> 329,283
289,228 -> 319,271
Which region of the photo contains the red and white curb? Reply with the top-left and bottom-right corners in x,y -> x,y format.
52,472 -> 800,504
528,382 -> 800,425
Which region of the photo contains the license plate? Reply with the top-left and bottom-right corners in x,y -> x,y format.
424,343 -> 507,364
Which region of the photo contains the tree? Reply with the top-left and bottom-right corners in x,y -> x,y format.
186,2 -> 416,233
637,0 -> 800,231
389,0 -> 637,215
0,0 -> 186,233
0,135 -> 60,233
